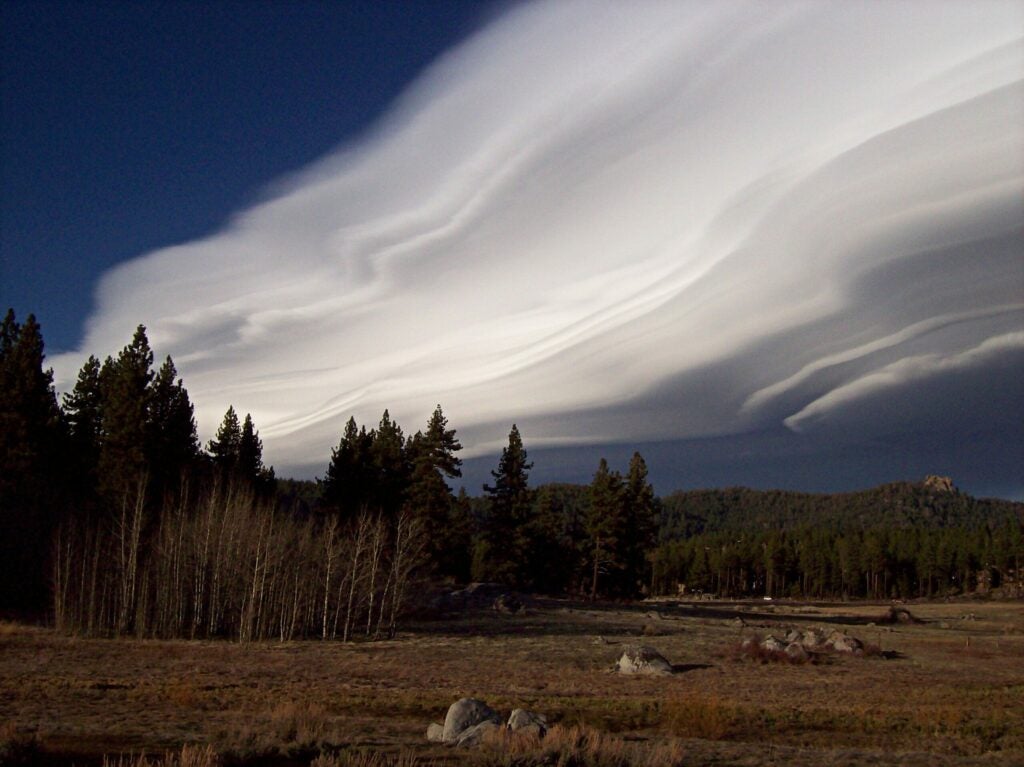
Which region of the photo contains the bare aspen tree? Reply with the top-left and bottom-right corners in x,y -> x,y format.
117,476 -> 147,635
342,511 -> 372,642
364,515 -> 387,637
320,515 -> 339,639
385,509 -> 426,639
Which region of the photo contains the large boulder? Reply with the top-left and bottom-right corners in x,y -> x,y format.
442,698 -> 502,743
616,645 -> 672,675
507,708 -> 547,737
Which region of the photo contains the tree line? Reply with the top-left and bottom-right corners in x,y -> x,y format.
2,308 -> 1022,637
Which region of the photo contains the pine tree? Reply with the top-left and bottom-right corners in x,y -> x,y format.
585,458 -> 625,599
238,412 -> 275,495
207,405 -> 242,476
63,356 -> 103,473
476,424 -> 533,587
323,416 -> 375,520
0,310 -> 64,610
621,452 -> 657,596
371,409 -> 407,516
405,405 -> 463,575
147,356 -> 199,501
97,325 -> 154,503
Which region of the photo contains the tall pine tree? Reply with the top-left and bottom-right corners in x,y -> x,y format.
475,424 -> 533,587
406,405 -> 463,576
585,458 -> 625,599
97,326 -> 153,503
147,356 -> 200,502
0,310 -> 63,611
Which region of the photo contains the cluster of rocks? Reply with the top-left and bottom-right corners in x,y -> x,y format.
615,645 -> 674,675
426,698 -> 547,748
429,583 -> 526,615
743,627 -> 866,660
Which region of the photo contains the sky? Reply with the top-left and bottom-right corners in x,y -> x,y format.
2,0 -> 1022,499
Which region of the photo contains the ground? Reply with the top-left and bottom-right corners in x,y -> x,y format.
1,598 -> 1023,766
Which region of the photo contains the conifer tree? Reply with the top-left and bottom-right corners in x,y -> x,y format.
585,458 -> 625,599
147,356 -> 199,501
238,412 -> 275,495
97,325 -> 154,502
0,310 -> 63,609
476,424 -> 533,587
405,405 -> 463,575
371,409 -> 407,516
323,416 -> 376,520
63,356 -> 103,476
207,405 -> 242,475
622,451 -> 657,596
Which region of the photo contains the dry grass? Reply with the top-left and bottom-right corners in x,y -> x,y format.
102,744 -> 220,767
2,598 -> 1023,765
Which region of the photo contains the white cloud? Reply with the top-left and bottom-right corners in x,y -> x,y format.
784,332 -> 1024,432
53,0 -> 1024,473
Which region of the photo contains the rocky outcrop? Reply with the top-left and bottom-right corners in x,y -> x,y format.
924,475 -> 956,493
744,627 -> 872,660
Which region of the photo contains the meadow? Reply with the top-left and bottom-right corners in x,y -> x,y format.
2,597 -> 1023,766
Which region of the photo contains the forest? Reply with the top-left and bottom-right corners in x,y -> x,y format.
2,308 -> 1022,641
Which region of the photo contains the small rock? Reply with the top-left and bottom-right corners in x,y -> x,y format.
762,635 -> 785,652
426,722 -> 444,743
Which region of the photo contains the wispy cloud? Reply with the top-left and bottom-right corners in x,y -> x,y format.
54,0 -> 1024,476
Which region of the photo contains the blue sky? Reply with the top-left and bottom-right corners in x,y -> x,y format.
2,1 -> 1022,498
1,0 -> 502,350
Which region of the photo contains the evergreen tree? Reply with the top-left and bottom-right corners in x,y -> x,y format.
371,409 -> 407,516
62,355 -> 103,483
97,325 -> 154,502
621,452 -> 657,596
0,310 -> 63,610
405,405 -> 463,575
585,458 -> 625,599
238,412 -> 275,496
475,424 -> 533,587
207,405 -> 242,476
146,356 -> 199,501
323,416 -> 376,520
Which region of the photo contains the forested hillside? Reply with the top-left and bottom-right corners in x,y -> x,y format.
659,481 -> 1023,537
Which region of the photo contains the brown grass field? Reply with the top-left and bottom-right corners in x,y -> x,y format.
2,597 -> 1023,766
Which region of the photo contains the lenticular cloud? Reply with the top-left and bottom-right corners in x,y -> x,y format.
54,0 -> 1024,476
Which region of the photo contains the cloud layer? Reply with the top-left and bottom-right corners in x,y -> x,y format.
54,0 -> 1024,482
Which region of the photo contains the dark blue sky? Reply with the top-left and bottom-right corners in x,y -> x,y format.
1,0 -> 506,352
